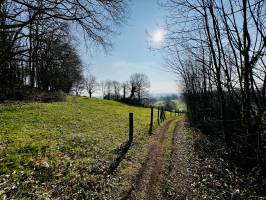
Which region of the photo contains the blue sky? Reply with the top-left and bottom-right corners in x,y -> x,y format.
78,0 -> 180,95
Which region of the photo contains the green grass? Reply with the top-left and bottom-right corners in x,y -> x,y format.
154,99 -> 187,112
161,118 -> 181,198
0,96 -> 164,199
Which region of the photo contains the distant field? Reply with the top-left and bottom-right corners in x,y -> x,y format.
155,99 -> 187,111
0,96 -> 176,199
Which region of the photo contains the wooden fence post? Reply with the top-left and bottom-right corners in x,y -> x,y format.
129,113 -> 133,144
163,108 -> 166,121
149,107 -> 154,134
157,107 -> 160,125
160,107 -> 162,123
160,107 -> 165,123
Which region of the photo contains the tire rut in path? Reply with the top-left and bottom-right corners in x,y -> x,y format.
128,119 -> 175,200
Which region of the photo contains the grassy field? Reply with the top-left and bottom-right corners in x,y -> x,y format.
0,96 -> 175,199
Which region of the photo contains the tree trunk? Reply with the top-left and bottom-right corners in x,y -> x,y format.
242,0 -> 252,134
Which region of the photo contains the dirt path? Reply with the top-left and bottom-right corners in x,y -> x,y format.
164,120 -> 198,199
128,119 -> 176,200
126,118 -> 199,200
122,119 -> 254,200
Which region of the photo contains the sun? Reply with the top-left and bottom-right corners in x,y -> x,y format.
152,29 -> 165,44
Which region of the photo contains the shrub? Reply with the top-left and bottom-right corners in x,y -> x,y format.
10,87 -> 67,102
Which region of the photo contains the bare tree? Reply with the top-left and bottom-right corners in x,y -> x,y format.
129,73 -> 150,102
0,0 -> 128,100
104,80 -> 113,100
112,81 -> 121,100
72,79 -> 84,96
121,81 -> 129,99
163,0 -> 266,165
85,74 -> 98,98
0,0 -> 128,47
100,81 -> 106,99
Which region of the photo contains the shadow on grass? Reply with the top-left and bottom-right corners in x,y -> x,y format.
107,141 -> 131,175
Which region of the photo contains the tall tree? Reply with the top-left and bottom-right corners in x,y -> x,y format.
163,0 -> 266,164
112,81 -> 121,100
121,81 -> 129,100
129,73 -> 150,102
85,74 -> 98,98
0,0 -> 128,100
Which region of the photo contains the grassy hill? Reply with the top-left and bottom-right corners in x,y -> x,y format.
0,96 -> 175,199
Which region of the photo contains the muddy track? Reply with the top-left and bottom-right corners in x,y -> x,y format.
127,119 -> 176,200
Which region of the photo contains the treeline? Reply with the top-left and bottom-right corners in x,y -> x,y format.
164,0 -> 266,172
75,72 -> 152,106
0,0 -> 127,101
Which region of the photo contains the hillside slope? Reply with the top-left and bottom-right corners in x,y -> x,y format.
0,96 -> 170,199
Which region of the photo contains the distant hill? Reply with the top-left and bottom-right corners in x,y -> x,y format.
154,99 -> 187,112
151,92 -> 182,99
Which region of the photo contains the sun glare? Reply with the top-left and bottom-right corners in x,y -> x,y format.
152,29 -> 165,44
